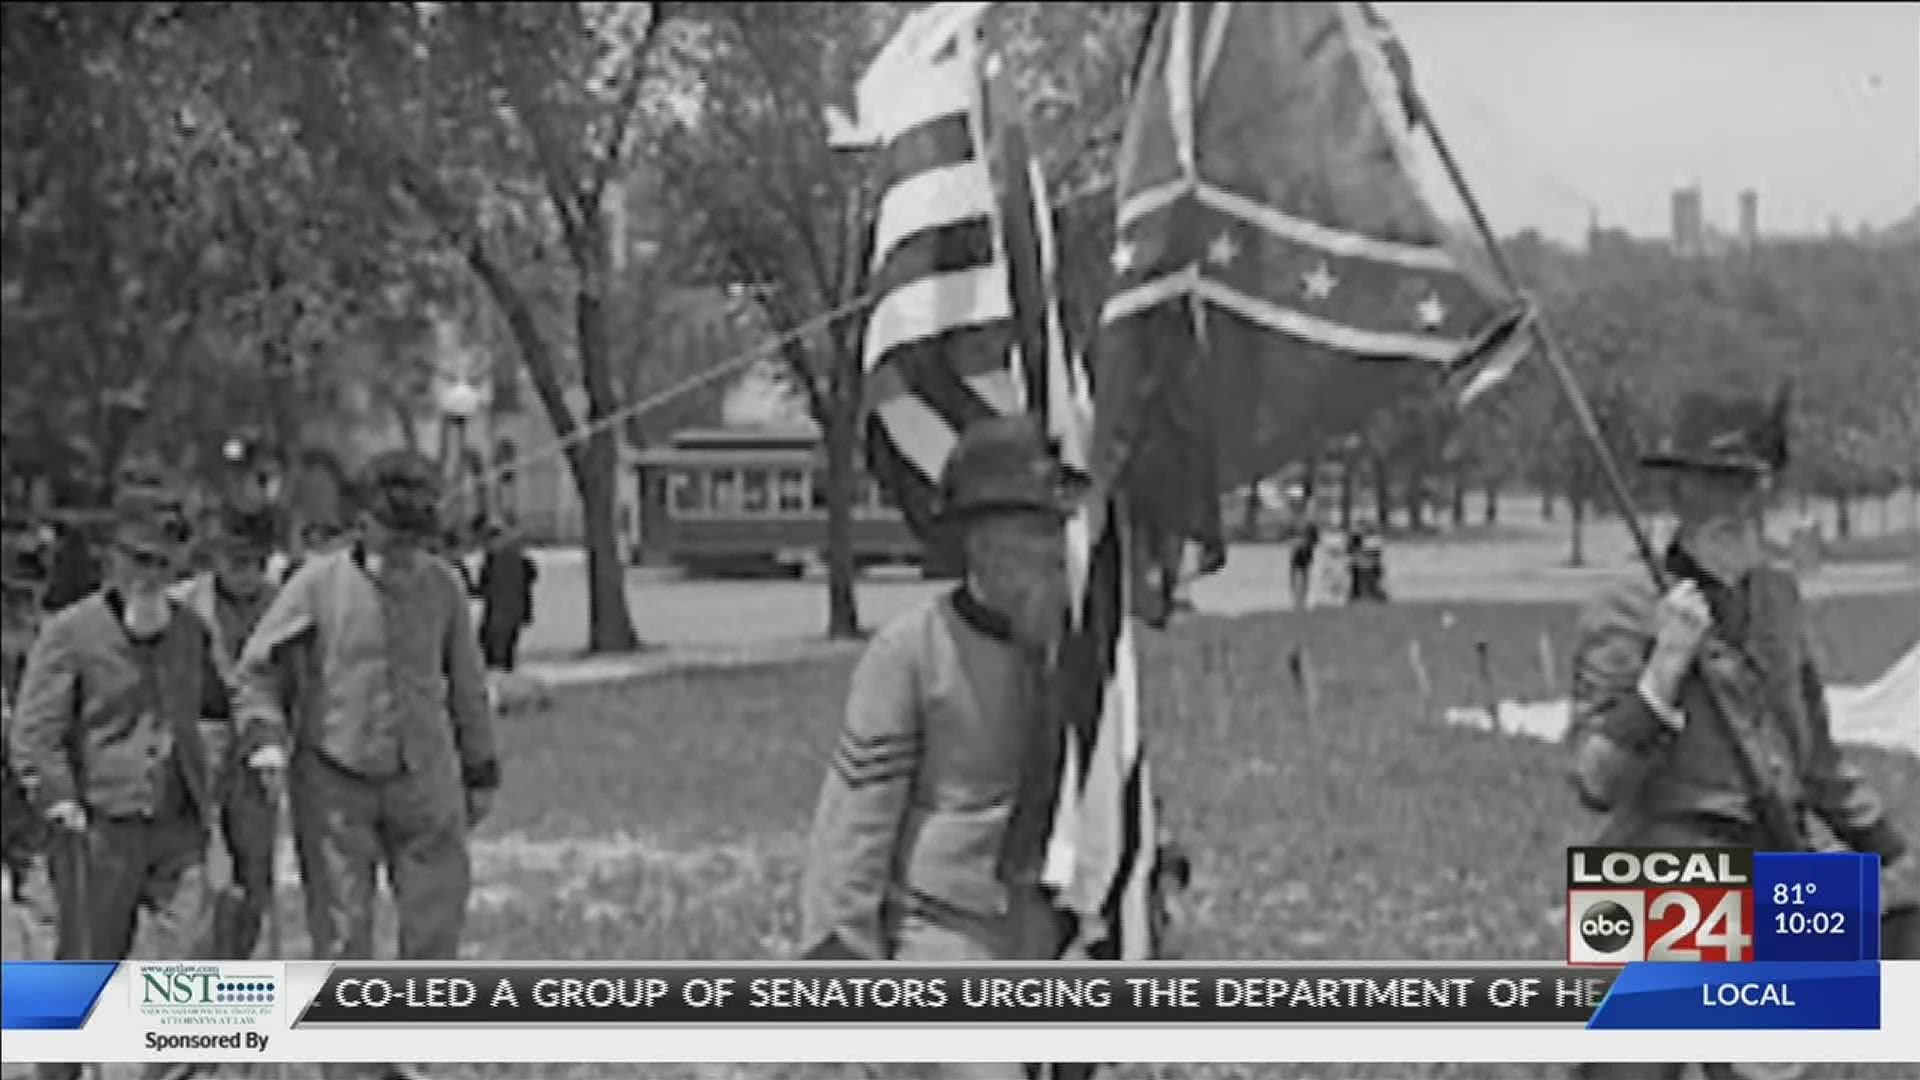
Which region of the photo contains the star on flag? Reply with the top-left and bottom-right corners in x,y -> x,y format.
1300,261 -> 1338,302
1416,291 -> 1447,329
1111,242 -> 1137,273
1206,232 -> 1239,266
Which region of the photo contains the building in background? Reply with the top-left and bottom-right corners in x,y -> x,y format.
1671,185 -> 1705,255
1738,189 -> 1759,248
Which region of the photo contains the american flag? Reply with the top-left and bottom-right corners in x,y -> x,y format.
848,2 -> 1022,540
1002,147 -> 1161,964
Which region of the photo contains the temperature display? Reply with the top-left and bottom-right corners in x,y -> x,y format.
1752,852 -> 1880,962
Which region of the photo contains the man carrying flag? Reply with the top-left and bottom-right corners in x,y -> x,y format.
800,9 -> 1098,1079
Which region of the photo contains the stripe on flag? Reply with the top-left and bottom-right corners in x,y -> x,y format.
1007,158 -> 1161,963
856,6 -> 1020,537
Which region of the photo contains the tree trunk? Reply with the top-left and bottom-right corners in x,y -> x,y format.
1405,465 -> 1427,531
1241,477 -> 1261,539
821,336 -> 862,639
1568,490 -> 1587,567
1482,477 -> 1499,524
1339,456 -> 1356,530
1370,455 -> 1390,530
573,249 -> 643,654
1540,486 -> 1555,521
1834,494 -> 1852,540
1451,469 -> 1468,529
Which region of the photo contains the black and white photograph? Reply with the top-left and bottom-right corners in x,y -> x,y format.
2,2 -> 1917,1078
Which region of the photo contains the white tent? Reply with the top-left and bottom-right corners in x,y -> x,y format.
1452,642 -> 1920,758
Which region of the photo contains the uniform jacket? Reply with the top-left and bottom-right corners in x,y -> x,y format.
7,590 -> 227,825
800,588 -> 1060,960
1567,544 -> 1905,859
169,572 -> 277,691
232,545 -> 499,791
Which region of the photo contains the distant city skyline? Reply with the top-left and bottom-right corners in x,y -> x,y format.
1376,2 -> 1920,244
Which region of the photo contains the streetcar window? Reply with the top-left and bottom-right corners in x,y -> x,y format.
741,470 -> 771,514
777,469 -> 808,512
711,469 -> 743,513
669,471 -> 705,514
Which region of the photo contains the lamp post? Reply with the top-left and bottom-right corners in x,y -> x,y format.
437,378 -> 484,539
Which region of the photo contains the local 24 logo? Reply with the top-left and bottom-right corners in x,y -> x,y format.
1566,847 -> 1756,965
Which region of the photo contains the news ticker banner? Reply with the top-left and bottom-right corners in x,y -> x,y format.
1566,849 -> 1882,965
4,961 -> 1917,1066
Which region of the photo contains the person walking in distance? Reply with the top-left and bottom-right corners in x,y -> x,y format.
1288,514 -> 1319,610
800,415 -> 1076,1080
476,522 -> 537,673
233,449 -> 501,1080
168,503 -> 282,959
1565,386 -> 1914,1080
9,494 -> 227,1080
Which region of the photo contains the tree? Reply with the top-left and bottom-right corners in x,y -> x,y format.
1,2 -> 427,507
219,1 -> 688,653
659,1 -> 900,639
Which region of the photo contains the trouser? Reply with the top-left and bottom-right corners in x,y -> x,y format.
41,812 -> 212,1080
198,721 -> 277,959
888,886 -> 1080,1080
287,749 -> 471,961
289,750 -> 471,1080
480,618 -> 522,672
1288,560 -> 1311,608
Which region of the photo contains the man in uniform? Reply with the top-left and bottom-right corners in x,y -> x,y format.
1566,387 -> 1915,1080
800,415 -> 1075,1079
9,493 -> 225,1080
170,503 -> 282,959
233,449 -> 499,1080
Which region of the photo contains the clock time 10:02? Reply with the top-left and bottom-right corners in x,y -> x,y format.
1771,881 -> 1845,936
1773,909 -> 1846,936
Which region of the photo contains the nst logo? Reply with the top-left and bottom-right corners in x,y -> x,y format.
143,969 -> 221,1006
133,964 -> 279,1026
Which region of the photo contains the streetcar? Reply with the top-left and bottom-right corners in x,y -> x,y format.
633,425 -> 957,579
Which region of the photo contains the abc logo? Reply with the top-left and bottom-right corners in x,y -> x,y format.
1579,900 -> 1636,954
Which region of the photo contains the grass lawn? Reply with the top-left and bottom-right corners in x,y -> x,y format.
1819,528 -> 1920,566
6,592 -> 1915,1080
431,592 -> 1919,1080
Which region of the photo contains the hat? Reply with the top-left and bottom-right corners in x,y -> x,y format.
934,415 -> 1077,527
1640,384 -> 1790,475
211,504 -> 280,554
109,492 -> 189,559
355,449 -> 442,536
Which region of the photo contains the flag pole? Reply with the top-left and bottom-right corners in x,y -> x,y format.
1412,120 -> 1666,591
1403,77 -> 1808,851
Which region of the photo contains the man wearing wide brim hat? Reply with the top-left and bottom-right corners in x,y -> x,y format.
800,415 -> 1078,1076
1565,386 -> 1914,1080
9,493 -> 231,1080
169,502 -> 284,960
233,449 -> 498,1080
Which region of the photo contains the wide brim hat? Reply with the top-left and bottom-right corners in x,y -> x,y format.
356,449 -> 443,536
932,415 -> 1080,527
1640,384 -> 1791,476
